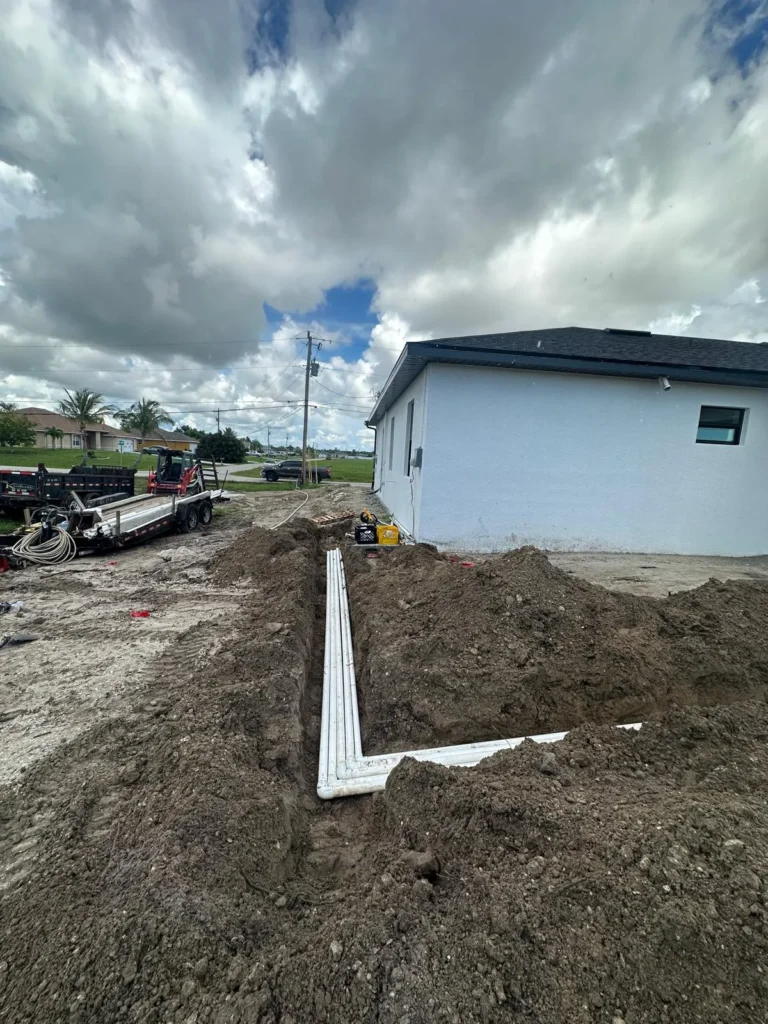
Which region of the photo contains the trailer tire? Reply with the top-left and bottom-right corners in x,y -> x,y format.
180,505 -> 199,533
199,500 -> 213,526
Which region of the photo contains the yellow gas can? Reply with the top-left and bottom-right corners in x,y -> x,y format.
376,523 -> 400,545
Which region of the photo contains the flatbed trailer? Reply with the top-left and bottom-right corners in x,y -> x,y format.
1,489 -> 227,567
76,489 -> 224,551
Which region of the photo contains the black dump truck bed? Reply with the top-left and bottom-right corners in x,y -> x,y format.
0,463 -> 137,512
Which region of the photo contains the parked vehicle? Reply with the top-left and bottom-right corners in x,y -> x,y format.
0,463 -> 137,513
261,459 -> 331,483
142,445 -> 166,455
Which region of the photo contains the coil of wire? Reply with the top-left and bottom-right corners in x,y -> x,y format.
11,525 -> 78,565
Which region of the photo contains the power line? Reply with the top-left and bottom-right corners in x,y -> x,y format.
313,379 -> 367,399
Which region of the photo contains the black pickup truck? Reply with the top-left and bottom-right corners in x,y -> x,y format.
260,460 -> 331,483
0,463 -> 137,512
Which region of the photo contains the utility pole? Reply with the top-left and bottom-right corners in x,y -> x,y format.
301,331 -> 312,487
267,426 -> 271,457
216,408 -> 221,433
296,327 -> 325,487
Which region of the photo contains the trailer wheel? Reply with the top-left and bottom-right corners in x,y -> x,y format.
180,505 -> 199,533
199,500 -> 213,526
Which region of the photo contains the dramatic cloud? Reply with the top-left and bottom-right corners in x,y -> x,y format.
1,0 -> 768,443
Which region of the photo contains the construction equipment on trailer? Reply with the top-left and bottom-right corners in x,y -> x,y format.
146,449 -> 219,496
3,488 -> 227,567
0,463 -> 137,513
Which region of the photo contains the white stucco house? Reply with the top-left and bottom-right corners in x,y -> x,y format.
367,326 -> 768,556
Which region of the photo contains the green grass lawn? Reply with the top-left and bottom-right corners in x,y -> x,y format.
326,458 -> 374,482
221,481 -> 319,492
0,516 -> 21,533
234,458 -> 374,483
0,448 -> 157,470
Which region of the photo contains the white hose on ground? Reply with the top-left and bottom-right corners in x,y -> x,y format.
269,488 -> 310,530
12,526 -> 78,565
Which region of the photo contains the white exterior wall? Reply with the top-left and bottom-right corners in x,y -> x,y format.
376,371 -> 428,536
407,363 -> 768,556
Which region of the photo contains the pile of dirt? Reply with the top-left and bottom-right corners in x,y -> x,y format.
346,544 -> 768,753
3,526 -> 768,1024
255,701 -> 768,1024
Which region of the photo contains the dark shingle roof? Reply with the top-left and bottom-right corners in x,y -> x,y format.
423,326 -> 768,372
368,327 -> 768,424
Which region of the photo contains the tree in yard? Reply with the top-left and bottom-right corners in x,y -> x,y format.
44,426 -> 65,448
0,402 -> 17,412
117,398 -> 173,450
58,389 -> 116,453
177,423 -> 206,440
0,410 -> 36,448
196,427 -> 247,464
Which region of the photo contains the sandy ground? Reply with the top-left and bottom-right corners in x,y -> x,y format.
0,484 -> 361,788
550,549 -> 768,598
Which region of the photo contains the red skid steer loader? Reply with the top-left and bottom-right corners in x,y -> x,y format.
146,449 -> 218,497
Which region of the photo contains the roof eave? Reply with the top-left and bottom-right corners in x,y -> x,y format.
368,343 -> 768,423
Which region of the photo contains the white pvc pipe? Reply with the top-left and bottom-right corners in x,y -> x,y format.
317,547 -> 643,800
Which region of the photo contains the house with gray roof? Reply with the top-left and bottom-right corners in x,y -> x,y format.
367,327 -> 768,555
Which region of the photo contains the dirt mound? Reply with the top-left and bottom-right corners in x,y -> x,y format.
249,701 -> 768,1024
210,519 -> 319,584
346,544 -> 768,753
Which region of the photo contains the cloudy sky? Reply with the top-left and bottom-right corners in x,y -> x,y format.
1,0 -> 768,448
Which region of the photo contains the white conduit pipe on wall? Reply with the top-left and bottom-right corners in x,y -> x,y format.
318,548 -> 642,800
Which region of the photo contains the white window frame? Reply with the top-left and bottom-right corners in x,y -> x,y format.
388,416 -> 395,471
71,434 -> 82,448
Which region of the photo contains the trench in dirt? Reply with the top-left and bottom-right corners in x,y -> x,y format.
4,525 -> 768,1024
295,538 -> 374,887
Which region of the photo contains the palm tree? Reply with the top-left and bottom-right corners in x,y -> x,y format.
118,398 -> 173,451
57,389 -> 116,453
0,402 -> 16,412
44,426 -> 64,449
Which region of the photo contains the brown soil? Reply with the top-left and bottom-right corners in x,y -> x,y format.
346,544 -> 768,754
2,527 -> 768,1024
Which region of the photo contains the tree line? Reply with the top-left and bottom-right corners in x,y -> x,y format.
0,390 -> 251,462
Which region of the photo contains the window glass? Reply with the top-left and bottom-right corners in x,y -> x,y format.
696,406 -> 745,445
404,400 -> 415,475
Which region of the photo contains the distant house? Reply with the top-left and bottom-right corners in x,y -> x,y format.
18,408 -> 196,453
19,408 -> 138,452
150,428 -> 197,453
368,326 -> 768,556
